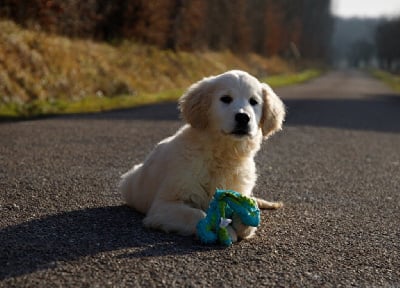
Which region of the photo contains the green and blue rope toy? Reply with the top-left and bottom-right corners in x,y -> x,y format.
196,189 -> 260,246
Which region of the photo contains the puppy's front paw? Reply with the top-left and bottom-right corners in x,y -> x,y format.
231,214 -> 257,240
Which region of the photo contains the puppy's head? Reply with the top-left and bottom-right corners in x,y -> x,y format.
179,70 -> 285,139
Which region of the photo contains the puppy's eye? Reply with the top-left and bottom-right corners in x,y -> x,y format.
220,95 -> 233,104
249,98 -> 258,106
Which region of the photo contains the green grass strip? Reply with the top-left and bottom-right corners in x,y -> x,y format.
370,69 -> 400,93
263,69 -> 321,88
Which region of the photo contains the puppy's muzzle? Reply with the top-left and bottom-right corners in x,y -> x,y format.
232,112 -> 250,135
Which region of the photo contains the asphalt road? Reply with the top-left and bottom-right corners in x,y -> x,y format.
1,70 -> 399,287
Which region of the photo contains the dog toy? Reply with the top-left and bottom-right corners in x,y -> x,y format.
196,189 -> 260,246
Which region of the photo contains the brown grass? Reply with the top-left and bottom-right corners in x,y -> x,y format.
0,20 -> 322,118
0,21 -> 294,103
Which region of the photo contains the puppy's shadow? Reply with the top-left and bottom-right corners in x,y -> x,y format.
0,205 -> 214,280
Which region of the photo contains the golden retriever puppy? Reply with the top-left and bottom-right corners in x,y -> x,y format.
119,70 -> 285,242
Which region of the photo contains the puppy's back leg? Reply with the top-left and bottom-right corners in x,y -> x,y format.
255,197 -> 283,209
119,164 -> 147,212
143,201 -> 206,236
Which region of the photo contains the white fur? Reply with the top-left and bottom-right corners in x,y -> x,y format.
119,70 -> 285,241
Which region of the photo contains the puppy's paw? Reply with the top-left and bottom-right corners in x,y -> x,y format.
231,214 -> 257,240
256,198 -> 283,210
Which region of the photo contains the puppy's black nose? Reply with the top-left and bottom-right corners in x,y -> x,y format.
235,112 -> 250,125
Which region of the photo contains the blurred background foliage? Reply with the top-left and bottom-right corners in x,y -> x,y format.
0,0 -> 399,117
0,0 -> 332,58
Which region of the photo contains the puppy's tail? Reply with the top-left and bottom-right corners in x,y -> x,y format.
255,197 -> 283,210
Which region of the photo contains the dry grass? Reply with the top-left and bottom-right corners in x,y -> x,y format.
0,20 -> 319,118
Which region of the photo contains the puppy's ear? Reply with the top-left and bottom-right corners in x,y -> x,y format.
260,83 -> 286,138
178,77 -> 213,129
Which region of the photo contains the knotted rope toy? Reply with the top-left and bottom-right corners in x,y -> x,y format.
196,189 -> 260,246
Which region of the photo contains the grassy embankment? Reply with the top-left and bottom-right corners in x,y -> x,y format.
370,69 -> 400,93
0,21 -> 321,118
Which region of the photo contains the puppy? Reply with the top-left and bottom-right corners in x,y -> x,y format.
119,70 -> 285,241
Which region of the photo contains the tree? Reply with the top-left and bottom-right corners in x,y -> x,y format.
0,0 -> 334,60
375,18 -> 400,71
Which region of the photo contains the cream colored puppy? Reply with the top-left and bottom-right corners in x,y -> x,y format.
119,70 -> 285,241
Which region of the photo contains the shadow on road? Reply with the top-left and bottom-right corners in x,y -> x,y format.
0,102 -> 181,123
284,94 -> 400,133
77,93 -> 400,133
2,94 -> 399,134
63,102 -> 181,121
0,205 -> 215,280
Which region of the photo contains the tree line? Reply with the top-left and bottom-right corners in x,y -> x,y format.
375,18 -> 400,71
0,0 -> 333,60
331,17 -> 379,68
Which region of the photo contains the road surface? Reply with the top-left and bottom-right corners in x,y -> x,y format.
1,70 -> 399,287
